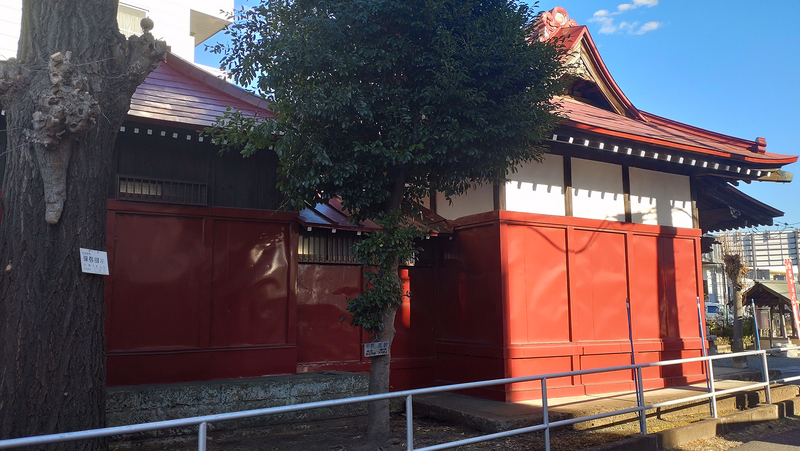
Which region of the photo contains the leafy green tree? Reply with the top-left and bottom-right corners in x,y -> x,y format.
210,0 -> 565,446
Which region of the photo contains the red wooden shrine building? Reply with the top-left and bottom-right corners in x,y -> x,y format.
0,7 -> 796,402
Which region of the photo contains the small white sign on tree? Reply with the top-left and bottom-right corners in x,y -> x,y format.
80,248 -> 109,275
364,341 -> 390,358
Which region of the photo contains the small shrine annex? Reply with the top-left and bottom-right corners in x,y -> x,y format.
0,7 -> 796,402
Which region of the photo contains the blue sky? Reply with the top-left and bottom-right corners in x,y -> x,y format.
196,0 -> 800,229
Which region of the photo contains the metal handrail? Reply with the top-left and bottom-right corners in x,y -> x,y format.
769,344 -> 800,385
1,346 -> 798,451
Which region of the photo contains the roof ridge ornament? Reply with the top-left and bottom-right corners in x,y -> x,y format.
753,137 -> 767,154
534,7 -> 578,42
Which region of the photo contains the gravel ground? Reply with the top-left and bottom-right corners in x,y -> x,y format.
112,412 -> 640,451
112,406 -> 800,451
108,408 -> 749,451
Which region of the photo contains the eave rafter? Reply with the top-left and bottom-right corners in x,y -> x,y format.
549,131 -> 791,183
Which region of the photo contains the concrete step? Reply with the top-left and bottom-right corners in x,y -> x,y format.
412,383 -> 800,434
590,396 -> 800,451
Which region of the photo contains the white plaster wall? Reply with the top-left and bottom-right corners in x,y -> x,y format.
436,184 -> 494,220
505,154 -> 565,216
0,0 -> 232,63
419,195 -> 430,210
0,1 -> 21,60
571,158 -> 625,222
629,167 -> 693,228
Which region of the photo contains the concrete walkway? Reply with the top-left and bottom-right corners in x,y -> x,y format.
729,427 -> 800,451
415,380 -> 793,433
412,364 -> 800,450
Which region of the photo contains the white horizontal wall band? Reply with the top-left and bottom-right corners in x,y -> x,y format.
549,134 -> 763,177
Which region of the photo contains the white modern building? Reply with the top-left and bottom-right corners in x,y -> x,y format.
0,0 -> 232,63
702,228 -> 800,318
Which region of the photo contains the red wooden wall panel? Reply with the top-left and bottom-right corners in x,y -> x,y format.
442,211 -> 705,402
296,264 -> 364,366
629,234 -> 666,339
436,223 -> 503,345
99,201 -> 704,396
106,213 -> 206,351
670,237 -> 702,340
505,225 -> 570,344
210,220 -> 291,347
294,264 -> 436,389
570,229 -> 629,342
105,202 -> 298,386
393,268 -> 436,359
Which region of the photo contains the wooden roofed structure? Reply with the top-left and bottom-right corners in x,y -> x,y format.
744,280 -> 799,344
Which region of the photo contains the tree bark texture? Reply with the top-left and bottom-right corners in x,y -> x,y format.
365,303 -> 399,446
0,1 -> 165,447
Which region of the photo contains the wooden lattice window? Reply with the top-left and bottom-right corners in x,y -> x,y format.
117,175 -> 207,206
299,228 -> 361,264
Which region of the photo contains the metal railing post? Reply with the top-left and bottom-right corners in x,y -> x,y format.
198,421 -> 207,451
707,358 -> 718,418
761,351 -> 772,404
752,300 -> 762,351
636,367 -> 646,435
697,296 -> 714,417
406,395 -> 414,451
542,378 -> 550,451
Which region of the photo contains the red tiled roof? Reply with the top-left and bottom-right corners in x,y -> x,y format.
542,14 -> 796,166
127,52 -> 273,128
558,97 -> 796,165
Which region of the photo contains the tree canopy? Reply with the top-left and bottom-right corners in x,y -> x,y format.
214,0 -> 565,220
210,0 -> 566,445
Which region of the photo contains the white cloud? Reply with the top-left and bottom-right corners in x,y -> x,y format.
588,1 -> 661,35
619,0 -> 659,10
618,21 -> 635,32
634,21 -> 661,34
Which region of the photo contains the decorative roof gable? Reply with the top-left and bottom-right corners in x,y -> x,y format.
535,8 -> 642,120
534,7 -> 797,169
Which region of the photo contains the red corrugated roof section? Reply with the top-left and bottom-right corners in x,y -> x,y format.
127,52 -> 273,128
299,197 -> 452,234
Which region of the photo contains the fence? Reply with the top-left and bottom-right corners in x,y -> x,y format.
2,346 -> 800,451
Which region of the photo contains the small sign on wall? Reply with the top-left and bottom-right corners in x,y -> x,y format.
364,341 -> 390,358
80,248 -> 109,275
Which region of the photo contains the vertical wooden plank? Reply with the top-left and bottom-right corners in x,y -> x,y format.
199,216 -> 214,349
622,164 -> 632,223
287,222 -> 299,348
690,176 -> 700,229
563,156 -> 573,217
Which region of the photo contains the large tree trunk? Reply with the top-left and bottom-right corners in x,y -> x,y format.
0,1 -> 165,447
